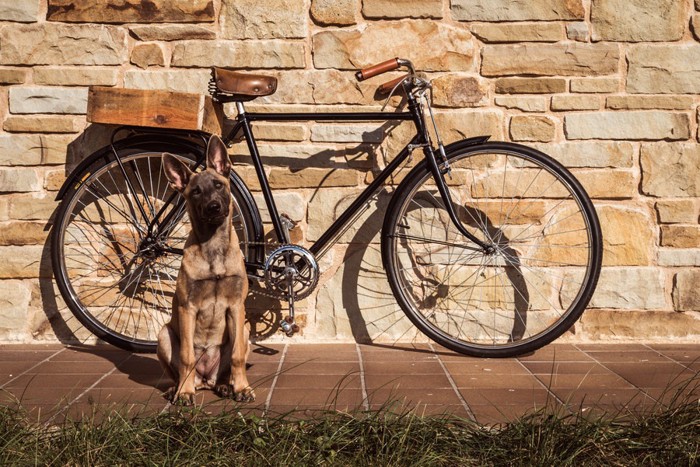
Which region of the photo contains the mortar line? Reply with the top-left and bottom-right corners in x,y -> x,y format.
264,342 -> 289,415
0,347 -> 66,389
355,343 -> 369,411
43,366 -> 118,427
428,343 -> 476,422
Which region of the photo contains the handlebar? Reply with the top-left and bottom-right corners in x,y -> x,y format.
376,74 -> 409,95
355,58 -> 400,81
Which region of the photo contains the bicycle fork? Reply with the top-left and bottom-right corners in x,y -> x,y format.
412,97 -> 493,253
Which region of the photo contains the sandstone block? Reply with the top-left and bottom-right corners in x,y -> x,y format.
509,115 -> 555,142
255,191 -> 307,223
0,246 -> 49,278
0,135 -> 71,166
363,0 -> 442,19
0,169 -> 41,193
0,24 -> 126,66
0,135 -> 43,165
530,142 -> 634,168
253,123 -> 307,142
311,0 -> 356,25
598,205 -> 654,266
124,70 -> 211,95
432,75 -> 486,107
47,0 -> 214,23
641,143 -> 700,197
570,78 -> 619,93
578,310 -> 700,341
313,22 -> 474,72
566,22 -> 589,41
33,67 -> 118,86
606,96 -> 693,111
591,0 -> 686,42
0,0 -> 39,22
3,116 -> 80,134
0,69 -> 27,85
307,189 -> 390,243
658,248 -> 700,267
692,14 -> 700,41
673,270 -> 700,311
269,168 -> 360,188
627,45 -> 700,94
0,222 -> 48,246
661,225 -> 700,248
495,78 -> 567,94
494,97 -> 547,112
221,0 -> 307,39
452,0 -> 584,21
471,23 -> 562,43
655,200 -> 697,224
171,41 -> 305,69
131,44 -> 165,69
482,44 -> 619,77
129,25 -> 216,41
44,169 -> 65,191
564,267 -> 666,310
311,125 -> 386,143
565,112 -> 690,140
551,95 -> 600,111
0,280 -> 30,331
9,87 -> 88,115
9,196 -> 58,220
574,170 -> 636,199
434,110 -> 505,142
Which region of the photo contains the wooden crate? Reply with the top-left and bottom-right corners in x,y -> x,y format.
86,87 -> 224,135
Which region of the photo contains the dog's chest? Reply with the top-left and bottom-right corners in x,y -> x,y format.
188,276 -> 243,344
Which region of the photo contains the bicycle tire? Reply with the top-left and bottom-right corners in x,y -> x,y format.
51,140 -> 261,352
381,141 -> 602,358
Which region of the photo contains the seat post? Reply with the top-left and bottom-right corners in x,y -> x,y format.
235,101 -> 246,116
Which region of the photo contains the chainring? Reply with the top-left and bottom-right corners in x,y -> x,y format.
263,245 -> 319,300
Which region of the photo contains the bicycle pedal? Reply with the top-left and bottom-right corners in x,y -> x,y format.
280,316 -> 299,337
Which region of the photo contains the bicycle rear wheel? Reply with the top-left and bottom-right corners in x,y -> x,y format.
51,142 -> 260,352
382,142 -> 602,357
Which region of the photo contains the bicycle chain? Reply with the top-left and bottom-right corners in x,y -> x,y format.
239,240 -> 291,301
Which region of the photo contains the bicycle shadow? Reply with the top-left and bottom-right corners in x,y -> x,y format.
336,191 -> 530,349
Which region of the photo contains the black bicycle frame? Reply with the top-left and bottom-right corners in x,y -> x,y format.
224,92 -> 488,267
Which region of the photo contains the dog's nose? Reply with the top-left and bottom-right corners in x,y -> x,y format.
206,201 -> 222,216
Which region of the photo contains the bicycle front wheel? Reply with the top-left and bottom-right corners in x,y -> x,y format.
51,143 -> 260,352
382,142 -> 602,357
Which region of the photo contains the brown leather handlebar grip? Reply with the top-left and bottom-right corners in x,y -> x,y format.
377,74 -> 408,95
355,58 -> 400,81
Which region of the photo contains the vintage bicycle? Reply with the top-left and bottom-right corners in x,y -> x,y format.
50,58 -> 602,358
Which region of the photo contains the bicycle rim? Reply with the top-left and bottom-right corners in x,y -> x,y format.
383,143 -> 602,357
53,151 -> 250,351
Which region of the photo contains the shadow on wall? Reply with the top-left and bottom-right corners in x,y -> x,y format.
37,117 -> 424,349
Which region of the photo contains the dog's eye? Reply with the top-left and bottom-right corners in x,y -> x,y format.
191,187 -> 202,196
214,181 -> 223,189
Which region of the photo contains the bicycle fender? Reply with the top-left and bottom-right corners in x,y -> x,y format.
442,135 -> 490,153
54,135 -> 207,201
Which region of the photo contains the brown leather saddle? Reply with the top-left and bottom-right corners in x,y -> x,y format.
211,67 -> 277,102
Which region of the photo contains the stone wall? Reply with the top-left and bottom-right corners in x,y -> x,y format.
0,0 -> 698,345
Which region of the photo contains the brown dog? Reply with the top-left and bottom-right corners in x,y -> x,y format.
157,135 -> 254,405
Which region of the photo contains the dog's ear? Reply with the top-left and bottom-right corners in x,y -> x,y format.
162,153 -> 192,192
206,135 -> 231,178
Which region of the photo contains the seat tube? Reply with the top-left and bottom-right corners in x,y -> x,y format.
237,103 -> 290,244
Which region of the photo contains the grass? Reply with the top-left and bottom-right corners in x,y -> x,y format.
0,393 -> 698,466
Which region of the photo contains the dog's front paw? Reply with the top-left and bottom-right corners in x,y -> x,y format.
214,383 -> 233,398
234,387 -> 256,403
164,388 -> 195,406
174,393 -> 195,406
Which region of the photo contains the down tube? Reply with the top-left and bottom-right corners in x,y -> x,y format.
309,136 -> 419,258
